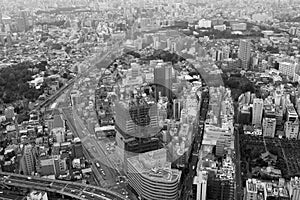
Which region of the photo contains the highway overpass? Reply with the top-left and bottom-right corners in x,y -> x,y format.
0,172 -> 127,200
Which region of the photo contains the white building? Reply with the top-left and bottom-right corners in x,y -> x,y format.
198,19 -> 211,28
213,24 -> 226,31
288,177 -> 300,200
193,171 -> 208,200
279,61 -> 298,81
252,98 -> 264,126
27,191 -> 48,200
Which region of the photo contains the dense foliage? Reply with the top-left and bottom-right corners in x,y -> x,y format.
0,62 -> 46,104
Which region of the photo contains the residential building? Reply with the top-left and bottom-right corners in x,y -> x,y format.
238,40 -> 251,69
20,144 -> 36,175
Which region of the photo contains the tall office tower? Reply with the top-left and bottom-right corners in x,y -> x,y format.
245,179 -> 258,200
72,137 -> 84,158
192,171 -> 208,200
127,149 -> 181,200
284,104 -> 299,139
274,87 -> 283,106
154,63 -> 173,101
114,99 -> 161,164
252,98 -> 263,126
20,144 -> 36,175
238,39 -> 251,69
262,118 -> 276,138
173,99 -> 182,120
288,177 -> 300,200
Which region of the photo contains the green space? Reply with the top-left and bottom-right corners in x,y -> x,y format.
0,61 -> 46,106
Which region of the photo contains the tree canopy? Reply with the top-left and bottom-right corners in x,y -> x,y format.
0,61 -> 46,104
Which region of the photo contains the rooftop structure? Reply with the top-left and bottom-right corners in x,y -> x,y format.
127,149 -> 181,200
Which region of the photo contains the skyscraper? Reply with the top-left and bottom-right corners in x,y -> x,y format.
20,144 -> 36,175
114,99 -> 161,163
252,98 -> 263,126
262,118 -> 276,137
154,63 -> 173,101
238,39 -> 251,69
288,177 -> 300,200
192,171 -> 208,200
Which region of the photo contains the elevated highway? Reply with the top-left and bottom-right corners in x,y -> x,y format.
0,172 -> 127,200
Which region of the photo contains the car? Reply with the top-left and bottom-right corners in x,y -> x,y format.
27,177 -> 32,180
121,189 -> 128,195
95,162 -> 101,168
81,195 -> 86,198
100,193 -> 106,197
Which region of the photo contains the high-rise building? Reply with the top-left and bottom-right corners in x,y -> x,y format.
279,61 -> 298,81
127,149 -> 181,200
72,137 -> 84,158
288,177 -> 300,200
245,179 -> 258,200
262,118 -> 276,137
173,99 -> 182,121
284,120 -> 299,139
207,178 -> 234,200
238,105 -> 251,125
52,114 -> 65,143
114,100 -> 159,138
202,125 -> 232,157
192,171 -> 208,200
238,39 -> 251,69
252,98 -> 263,126
114,100 -> 161,163
286,104 -> 299,122
20,144 -> 36,175
154,63 -> 173,101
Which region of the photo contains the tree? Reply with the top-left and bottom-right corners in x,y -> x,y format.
0,77 -> 5,86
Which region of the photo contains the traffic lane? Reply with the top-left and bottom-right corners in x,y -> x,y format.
63,110 -> 109,186
0,192 -> 24,200
89,144 -> 115,186
5,178 -> 50,188
63,188 -> 82,196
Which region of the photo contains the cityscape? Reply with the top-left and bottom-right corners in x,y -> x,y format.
2,0 -> 300,200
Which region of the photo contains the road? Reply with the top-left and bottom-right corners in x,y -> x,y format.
181,88 -> 209,200
234,127 -> 242,200
0,172 -> 127,200
61,107 -> 121,188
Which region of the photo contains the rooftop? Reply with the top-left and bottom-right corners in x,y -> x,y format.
127,148 -> 181,182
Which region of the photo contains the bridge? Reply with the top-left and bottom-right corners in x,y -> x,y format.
0,172 -> 127,200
